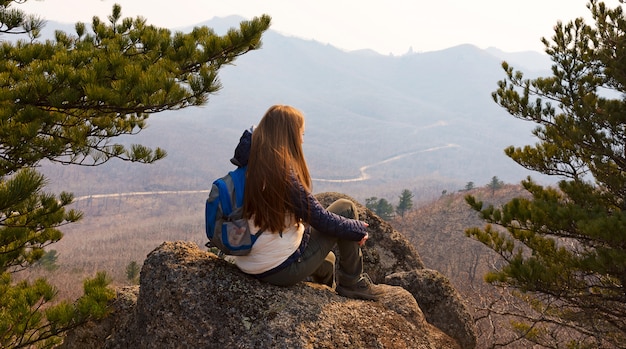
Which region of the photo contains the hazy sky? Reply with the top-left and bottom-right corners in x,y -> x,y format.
18,0 -> 617,54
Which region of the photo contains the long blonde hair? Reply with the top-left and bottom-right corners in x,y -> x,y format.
243,105 -> 312,232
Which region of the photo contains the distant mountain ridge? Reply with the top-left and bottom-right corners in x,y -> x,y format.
30,16 -> 555,203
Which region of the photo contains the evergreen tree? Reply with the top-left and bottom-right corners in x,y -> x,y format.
486,176 -> 503,195
365,197 -> 395,220
126,261 -> 140,284
465,1 -> 626,346
0,0 -> 45,37
36,250 -> 59,272
396,189 -> 414,218
464,181 -> 475,191
365,197 -> 379,211
375,198 -> 395,221
0,2 -> 270,347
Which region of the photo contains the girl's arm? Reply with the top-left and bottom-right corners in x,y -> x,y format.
289,178 -> 367,241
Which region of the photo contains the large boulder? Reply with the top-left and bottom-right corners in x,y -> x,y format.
386,269 -> 477,349
103,241 -> 460,348
60,192 -> 476,349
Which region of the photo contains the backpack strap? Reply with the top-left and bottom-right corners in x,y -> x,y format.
214,178 -> 232,216
214,165 -> 247,217
230,166 -> 247,207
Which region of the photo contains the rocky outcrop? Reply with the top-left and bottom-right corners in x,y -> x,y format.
316,192 -> 426,283
61,192 -> 476,349
105,241 -> 462,348
386,269 -> 477,349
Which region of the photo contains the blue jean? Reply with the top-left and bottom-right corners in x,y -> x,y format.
259,198 -> 363,288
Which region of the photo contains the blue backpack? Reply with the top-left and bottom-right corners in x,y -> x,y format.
205,166 -> 263,256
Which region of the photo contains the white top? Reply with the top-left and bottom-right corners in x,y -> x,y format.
232,215 -> 304,275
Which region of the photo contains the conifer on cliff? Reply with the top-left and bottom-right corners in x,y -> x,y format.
466,1 -> 626,347
0,1 -> 270,347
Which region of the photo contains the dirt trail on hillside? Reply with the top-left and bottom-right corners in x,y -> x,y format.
74,144 -> 460,201
313,143 -> 459,183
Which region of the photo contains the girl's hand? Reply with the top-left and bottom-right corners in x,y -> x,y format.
358,233 -> 369,246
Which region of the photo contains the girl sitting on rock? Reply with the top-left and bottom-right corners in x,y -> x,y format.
231,104 -> 384,300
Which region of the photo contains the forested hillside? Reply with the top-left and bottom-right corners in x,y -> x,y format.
6,12 -> 573,347
6,1 -> 625,345
36,16 -> 554,206
394,184 -> 534,348
22,18 -> 558,345
18,181 -> 537,348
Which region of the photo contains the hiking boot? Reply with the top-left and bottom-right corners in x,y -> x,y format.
336,273 -> 385,301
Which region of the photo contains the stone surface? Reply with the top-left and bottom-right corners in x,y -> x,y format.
386,269 -> 477,349
60,192 -> 476,349
108,241 -> 459,349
